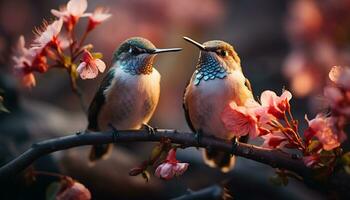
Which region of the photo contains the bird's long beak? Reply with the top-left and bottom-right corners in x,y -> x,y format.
183,36 -> 206,50
151,48 -> 182,54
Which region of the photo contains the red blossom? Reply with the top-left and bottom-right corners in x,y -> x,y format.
260,90 -> 292,119
12,36 -> 37,88
262,132 -> 289,149
307,115 -> 342,151
155,149 -> 189,180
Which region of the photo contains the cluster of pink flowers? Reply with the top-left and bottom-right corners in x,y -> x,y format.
283,0 -> 350,98
222,67 -> 350,168
222,90 -> 302,149
12,0 -> 111,88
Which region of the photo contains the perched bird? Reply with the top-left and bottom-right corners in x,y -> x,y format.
183,37 -> 254,172
88,37 -> 181,162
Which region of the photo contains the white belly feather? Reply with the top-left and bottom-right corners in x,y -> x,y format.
185,70 -> 253,139
98,67 -> 161,130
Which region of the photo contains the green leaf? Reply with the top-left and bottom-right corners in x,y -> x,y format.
344,166 -> 350,175
307,140 -> 321,153
150,144 -> 163,162
46,181 -> 62,200
63,56 -> 72,67
141,170 -> 150,183
0,96 -> 9,113
92,52 -> 103,59
341,152 -> 350,165
70,64 -> 79,79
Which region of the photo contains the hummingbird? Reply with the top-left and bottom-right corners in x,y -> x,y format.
183,37 -> 254,172
87,37 -> 181,162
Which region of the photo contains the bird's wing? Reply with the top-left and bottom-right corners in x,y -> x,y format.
183,80 -> 196,133
87,68 -> 116,130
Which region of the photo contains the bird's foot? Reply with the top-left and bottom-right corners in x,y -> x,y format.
108,123 -> 119,142
142,123 -> 156,136
194,131 -> 203,147
230,137 -> 239,156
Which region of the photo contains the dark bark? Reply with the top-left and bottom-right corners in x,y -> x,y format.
0,129 -> 310,181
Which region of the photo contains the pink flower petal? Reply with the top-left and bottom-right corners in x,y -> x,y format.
221,102 -> 258,137
77,62 -> 98,80
56,181 -> 91,200
95,59 -> 106,73
329,66 -> 342,83
155,163 -> 175,180
324,86 -> 343,104
67,0 -> 88,17
308,115 -> 341,151
260,90 -> 276,107
174,163 -> 189,175
262,132 -> 288,149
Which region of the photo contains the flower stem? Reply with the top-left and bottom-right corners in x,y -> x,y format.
68,68 -> 87,114
76,29 -> 90,54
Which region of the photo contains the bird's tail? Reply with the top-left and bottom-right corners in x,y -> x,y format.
89,144 -> 113,162
203,149 -> 235,173
202,135 -> 249,173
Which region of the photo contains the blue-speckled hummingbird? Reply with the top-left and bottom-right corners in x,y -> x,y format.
183,37 -> 253,172
88,37 -> 181,162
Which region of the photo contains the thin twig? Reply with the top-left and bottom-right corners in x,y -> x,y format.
68,70 -> 87,114
0,129 -> 310,181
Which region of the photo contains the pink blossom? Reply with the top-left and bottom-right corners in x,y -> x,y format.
87,8 -> 111,31
56,181 -> 91,200
260,90 -> 292,119
221,101 -> 259,138
329,66 -> 350,90
324,86 -> 344,105
261,131 -> 288,149
12,36 -> 34,70
155,149 -> 189,180
307,115 -> 341,151
32,19 -> 63,52
77,50 -> 106,79
303,155 -> 320,167
51,0 -> 89,31
12,36 -> 37,88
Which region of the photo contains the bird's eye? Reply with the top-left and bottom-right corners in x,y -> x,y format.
217,50 -> 228,57
128,47 -> 141,55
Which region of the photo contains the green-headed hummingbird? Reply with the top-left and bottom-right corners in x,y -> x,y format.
88,37 -> 181,162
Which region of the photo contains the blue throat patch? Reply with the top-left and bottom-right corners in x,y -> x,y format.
193,55 -> 228,86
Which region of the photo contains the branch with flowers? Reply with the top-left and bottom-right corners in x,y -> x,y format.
2,64 -> 350,181
12,0 -> 111,111
3,67 -> 350,197
0,128 -> 311,186
6,0 -> 350,198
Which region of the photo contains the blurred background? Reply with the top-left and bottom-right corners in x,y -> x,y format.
0,0 -> 349,199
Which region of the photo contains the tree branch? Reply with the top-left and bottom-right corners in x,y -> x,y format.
0,129 -> 310,181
